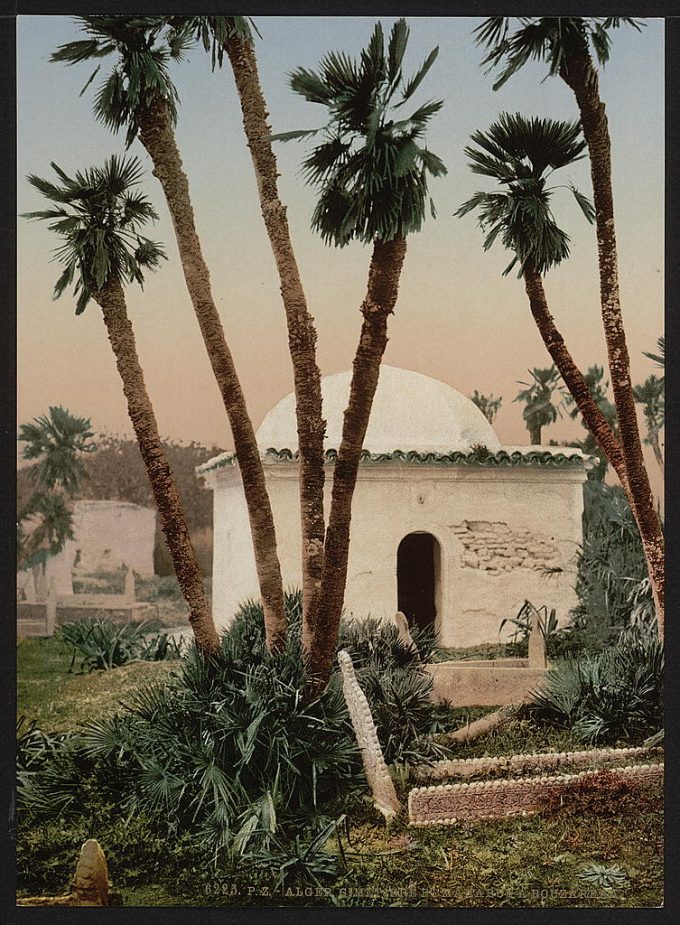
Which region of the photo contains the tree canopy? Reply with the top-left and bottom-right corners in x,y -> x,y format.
456,112 -> 593,276
25,154 -> 165,314
275,18 -> 447,246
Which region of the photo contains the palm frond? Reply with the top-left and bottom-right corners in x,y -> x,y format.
25,155 -> 164,312
281,19 -> 445,246
398,46 -> 439,105
457,112 -> 590,276
477,16 -> 644,90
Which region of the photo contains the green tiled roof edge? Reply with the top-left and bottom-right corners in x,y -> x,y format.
200,446 -> 589,473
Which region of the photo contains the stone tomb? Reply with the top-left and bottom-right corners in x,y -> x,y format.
199,366 -> 590,646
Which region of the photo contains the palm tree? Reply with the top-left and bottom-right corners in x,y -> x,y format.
166,15 -> 327,623
278,19 -> 446,687
24,155 -> 219,657
475,17 -> 664,634
17,407 -> 95,590
633,375 -> 664,471
470,390 -> 503,424
18,406 -> 96,495
514,366 -> 565,444
52,17 -> 286,650
643,335 -> 665,376
566,365 -> 617,427
456,112 -> 628,487
17,492 -> 73,572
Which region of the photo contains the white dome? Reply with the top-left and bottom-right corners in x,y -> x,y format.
256,365 -> 501,455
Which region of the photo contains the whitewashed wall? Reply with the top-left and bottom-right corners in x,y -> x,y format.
206,461 -> 586,646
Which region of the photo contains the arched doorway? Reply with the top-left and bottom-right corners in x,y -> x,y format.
397,532 -> 441,632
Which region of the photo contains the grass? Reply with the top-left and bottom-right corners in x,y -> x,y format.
17,636 -> 179,733
16,635 -> 663,908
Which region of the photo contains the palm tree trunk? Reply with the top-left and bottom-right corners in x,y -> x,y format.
92,277 -> 219,657
224,34 -> 327,621
523,267 -> 628,489
137,96 -> 286,651
528,422 -> 542,445
304,236 -> 408,690
559,50 -> 665,637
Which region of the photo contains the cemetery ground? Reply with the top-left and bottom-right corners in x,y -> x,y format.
17,612 -> 663,908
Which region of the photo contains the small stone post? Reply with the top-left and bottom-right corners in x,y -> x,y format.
16,839 -> 110,906
393,611 -> 421,663
73,839 -> 110,904
123,566 -> 135,603
528,605 -> 547,669
46,579 -> 57,636
337,649 -> 401,821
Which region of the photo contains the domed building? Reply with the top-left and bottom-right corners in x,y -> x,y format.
199,366 -> 590,646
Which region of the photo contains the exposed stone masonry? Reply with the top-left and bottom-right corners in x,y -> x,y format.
451,521 -> 560,573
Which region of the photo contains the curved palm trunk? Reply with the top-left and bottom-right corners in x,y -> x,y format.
523,267 -> 628,489
137,97 -> 286,651
92,277 -> 219,657
224,35 -> 327,620
304,236 -> 408,691
559,50 -> 665,636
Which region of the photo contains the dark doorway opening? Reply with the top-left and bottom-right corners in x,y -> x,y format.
397,532 -> 439,631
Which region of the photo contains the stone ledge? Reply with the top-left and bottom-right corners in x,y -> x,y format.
426,661 -> 548,707
408,763 -> 663,825
412,745 -> 663,782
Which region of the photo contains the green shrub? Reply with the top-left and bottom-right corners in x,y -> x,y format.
16,717 -> 69,774
354,663 -> 450,764
571,481 -> 655,651
58,618 -> 184,671
337,614 -> 440,667
20,592 -> 451,859
528,626 -> 663,744
20,593 -> 362,857
232,594 -> 451,764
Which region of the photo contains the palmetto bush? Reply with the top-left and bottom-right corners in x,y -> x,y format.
19,592 -> 449,855
58,618 -> 184,672
16,717 -> 69,774
337,614 -> 440,667
336,616 -> 449,763
528,626 -> 663,744
20,612 -> 361,851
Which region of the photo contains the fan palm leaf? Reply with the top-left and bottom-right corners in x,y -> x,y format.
52,17 -> 179,147
25,154 -> 165,313
274,18 -> 446,246
456,112 -> 592,276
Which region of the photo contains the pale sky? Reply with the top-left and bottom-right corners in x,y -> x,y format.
17,16 -> 664,490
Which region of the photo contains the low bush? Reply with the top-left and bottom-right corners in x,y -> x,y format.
20,592 -> 451,864
16,717 -> 69,774
58,618 -> 184,672
528,626 -> 663,744
337,615 -> 440,667
569,481 -> 656,652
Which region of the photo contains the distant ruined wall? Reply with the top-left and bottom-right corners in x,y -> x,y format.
71,501 -> 156,577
